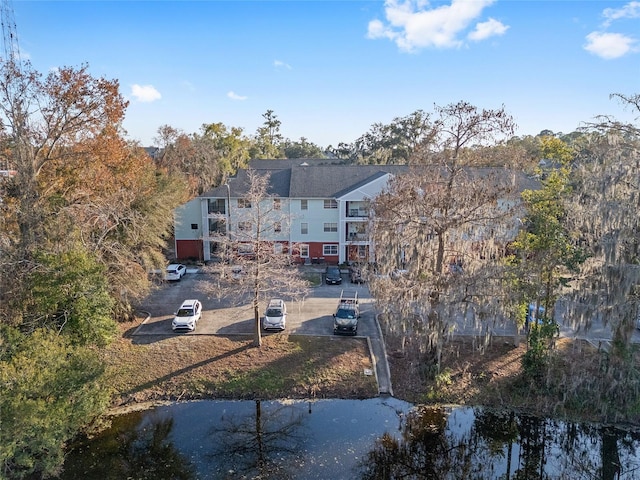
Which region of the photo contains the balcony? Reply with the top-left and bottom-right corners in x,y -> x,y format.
208,199 -> 227,215
347,208 -> 369,218
346,231 -> 368,242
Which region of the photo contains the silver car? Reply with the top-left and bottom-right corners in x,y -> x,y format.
262,299 -> 287,331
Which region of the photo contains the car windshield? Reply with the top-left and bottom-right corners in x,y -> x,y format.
177,308 -> 194,317
266,308 -> 282,316
327,268 -> 340,275
336,308 -> 356,319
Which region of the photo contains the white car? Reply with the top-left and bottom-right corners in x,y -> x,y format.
172,299 -> 202,331
262,299 -> 287,331
165,263 -> 187,281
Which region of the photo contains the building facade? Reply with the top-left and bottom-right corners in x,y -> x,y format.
173,159 -> 537,265
173,159 -> 408,264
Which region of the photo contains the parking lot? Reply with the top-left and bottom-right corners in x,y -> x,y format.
134,268 -> 376,338
133,267 -> 392,395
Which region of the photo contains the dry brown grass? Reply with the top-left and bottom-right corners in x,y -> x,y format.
105,319 -> 640,424
103,319 -> 377,413
389,335 -> 640,424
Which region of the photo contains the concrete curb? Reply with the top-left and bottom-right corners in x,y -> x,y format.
131,311 -> 151,336
373,313 -> 393,397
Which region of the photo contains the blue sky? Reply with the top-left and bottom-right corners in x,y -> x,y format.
10,0 -> 640,148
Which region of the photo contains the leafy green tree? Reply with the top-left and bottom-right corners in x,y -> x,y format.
505,137 -> 583,380
353,110 -> 432,165
325,141 -> 356,161
18,249 -> 117,346
281,136 -> 326,158
201,122 -> 251,175
0,327 -> 112,479
250,110 -> 284,159
0,58 -> 187,477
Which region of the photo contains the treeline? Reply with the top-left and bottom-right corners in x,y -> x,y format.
0,61 -> 188,478
148,104 -> 596,199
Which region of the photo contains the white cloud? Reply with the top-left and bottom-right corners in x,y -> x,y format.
367,0 -> 501,52
274,60 -> 292,69
584,31 -> 637,59
131,84 -> 161,103
468,17 -> 508,41
227,91 -> 248,101
602,1 -> 640,27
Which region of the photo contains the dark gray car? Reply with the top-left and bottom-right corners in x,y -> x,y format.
325,266 -> 342,285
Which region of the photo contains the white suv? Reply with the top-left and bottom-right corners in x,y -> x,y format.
262,299 -> 287,331
172,299 -> 202,332
165,263 -> 187,281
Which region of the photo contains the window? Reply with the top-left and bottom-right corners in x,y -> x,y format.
301,199 -> 308,210
274,221 -> 282,233
324,222 -> 337,232
273,198 -> 281,210
238,198 -> 251,208
238,243 -> 254,255
238,221 -> 251,232
191,224 -> 198,230
301,222 -> 308,234
274,243 -> 283,254
323,244 -> 338,256
300,244 -> 309,257
207,198 -> 225,214
324,199 -> 337,209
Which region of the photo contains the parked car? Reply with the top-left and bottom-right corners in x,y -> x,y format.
349,266 -> 365,283
333,290 -> 359,335
231,265 -> 246,281
325,266 -> 342,285
165,263 -> 187,281
262,299 -> 287,331
172,299 -> 202,331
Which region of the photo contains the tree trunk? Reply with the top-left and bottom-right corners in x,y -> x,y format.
253,299 -> 262,347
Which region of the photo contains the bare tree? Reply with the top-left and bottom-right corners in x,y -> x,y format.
368,101 -> 522,372
199,168 -> 309,346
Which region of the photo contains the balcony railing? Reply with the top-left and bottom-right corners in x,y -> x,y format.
347,208 -> 369,218
346,232 -> 368,242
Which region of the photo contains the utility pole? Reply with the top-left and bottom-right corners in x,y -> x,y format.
0,0 -> 25,138
0,0 -> 20,65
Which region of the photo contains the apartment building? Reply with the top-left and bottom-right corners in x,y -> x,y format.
173,159 -> 536,265
173,159 -> 408,264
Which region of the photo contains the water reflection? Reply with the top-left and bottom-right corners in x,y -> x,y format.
206,399 -> 307,478
61,411 -> 196,479
359,407 -> 640,479
59,399 -> 640,480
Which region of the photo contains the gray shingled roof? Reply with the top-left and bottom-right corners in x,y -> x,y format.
199,160 -> 538,199
289,165 -> 407,197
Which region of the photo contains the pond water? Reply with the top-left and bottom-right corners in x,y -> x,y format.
58,397 -> 640,479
